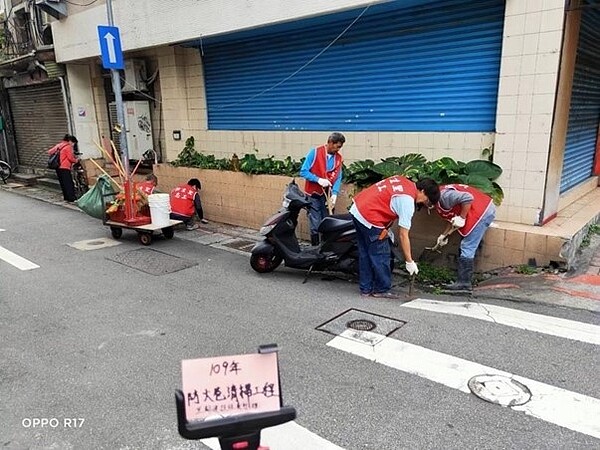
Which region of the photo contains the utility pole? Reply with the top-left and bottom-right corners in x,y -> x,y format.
105,0 -> 129,176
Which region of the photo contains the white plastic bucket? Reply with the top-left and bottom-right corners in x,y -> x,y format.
148,193 -> 171,227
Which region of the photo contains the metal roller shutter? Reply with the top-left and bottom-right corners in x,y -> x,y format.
560,6 -> 600,193
8,81 -> 69,168
201,0 -> 505,132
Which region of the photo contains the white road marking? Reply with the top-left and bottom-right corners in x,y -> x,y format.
0,245 -> 39,270
328,330 -> 600,439
401,299 -> 600,346
0,228 -> 5,232
202,420 -> 345,450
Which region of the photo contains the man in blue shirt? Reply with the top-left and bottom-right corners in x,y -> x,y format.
300,133 -> 345,245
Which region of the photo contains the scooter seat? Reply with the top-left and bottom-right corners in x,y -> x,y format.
318,213 -> 354,234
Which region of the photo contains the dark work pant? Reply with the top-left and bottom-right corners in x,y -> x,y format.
352,217 -> 392,294
307,194 -> 328,237
170,195 -> 204,225
56,168 -> 76,202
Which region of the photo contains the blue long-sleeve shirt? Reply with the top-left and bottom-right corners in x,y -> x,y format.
299,147 -> 343,195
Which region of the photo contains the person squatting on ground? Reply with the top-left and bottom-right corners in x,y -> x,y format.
300,132 -> 345,246
169,178 -> 209,230
137,174 -> 158,195
48,134 -> 79,202
349,176 -> 440,299
434,184 -> 496,292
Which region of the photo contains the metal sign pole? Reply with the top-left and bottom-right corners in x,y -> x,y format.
105,0 -> 129,176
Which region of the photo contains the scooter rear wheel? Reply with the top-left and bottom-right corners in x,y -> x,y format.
250,253 -> 282,273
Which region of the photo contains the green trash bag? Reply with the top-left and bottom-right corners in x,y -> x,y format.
76,174 -> 117,220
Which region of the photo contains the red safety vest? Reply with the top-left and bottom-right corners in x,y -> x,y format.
137,181 -> 155,195
353,176 -> 418,228
304,145 -> 343,195
170,183 -> 197,216
435,184 -> 493,237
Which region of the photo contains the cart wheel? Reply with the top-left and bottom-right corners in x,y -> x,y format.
162,226 -> 174,239
138,232 -> 152,246
110,227 -> 123,239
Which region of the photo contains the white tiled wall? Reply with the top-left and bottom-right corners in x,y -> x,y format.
494,0 -> 565,224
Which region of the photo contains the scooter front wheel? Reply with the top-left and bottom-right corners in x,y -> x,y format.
250,252 -> 282,273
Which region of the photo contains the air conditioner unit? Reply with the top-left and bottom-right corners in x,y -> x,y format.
109,101 -> 154,161
122,59 -> 148,93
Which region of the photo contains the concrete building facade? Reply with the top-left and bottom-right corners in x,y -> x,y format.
4,0 -> 599,269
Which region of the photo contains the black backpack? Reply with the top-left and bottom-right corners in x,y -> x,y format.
47,144 -> 63,169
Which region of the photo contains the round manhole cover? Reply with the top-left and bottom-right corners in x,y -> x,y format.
87,241 -> 106,246
346,319 -> 376,331
468,374 -> 531,407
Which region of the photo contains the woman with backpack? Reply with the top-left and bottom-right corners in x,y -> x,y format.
48,134 -> 79,202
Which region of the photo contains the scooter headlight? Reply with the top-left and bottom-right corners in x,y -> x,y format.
259,224 -> 276,236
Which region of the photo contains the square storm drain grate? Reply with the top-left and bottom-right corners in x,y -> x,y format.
316,308 -> 406,337
220,239 -> 257,252
107,248 -> 197,275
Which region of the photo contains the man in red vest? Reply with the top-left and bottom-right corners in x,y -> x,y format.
434,184 -> 496,292
300,132 -> 345,246
169,178 -> 209,230
349,175 -> 440,299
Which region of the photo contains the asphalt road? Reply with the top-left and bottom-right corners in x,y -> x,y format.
1,190 -> 599,450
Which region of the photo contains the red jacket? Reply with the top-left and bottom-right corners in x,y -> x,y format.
353,176 -> 417,228
435,184 -> 493,236
304,145 -> 343,195
48,141 -> 77,170
137,181 -> 156,195
170,183 -> 197,216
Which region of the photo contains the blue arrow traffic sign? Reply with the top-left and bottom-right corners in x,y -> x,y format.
97,25 -> 124,70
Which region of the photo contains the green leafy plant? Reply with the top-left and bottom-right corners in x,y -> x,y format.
239,153 -> 302,176
172,138 -> 505,205
481,144 -> 494,162
172,138 -> 303,177
171,137 -> 232,170
514,264 -> 537,275
581,224 -> 600,248
344,153 -> 504,205
416,262 -> 456,284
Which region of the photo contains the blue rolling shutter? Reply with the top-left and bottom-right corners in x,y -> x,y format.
201,0 -> 505,132
560,6 -> 600,193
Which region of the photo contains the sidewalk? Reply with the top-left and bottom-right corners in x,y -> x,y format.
2,180 -> 599,313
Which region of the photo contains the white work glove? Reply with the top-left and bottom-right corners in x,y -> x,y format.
317,178 -> 331,188
405,261 -> 419,275
330,194 -> 337,205
451,216 -> 466,228
436,234 -> 448,247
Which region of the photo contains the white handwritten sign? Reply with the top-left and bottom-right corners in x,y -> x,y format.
181,352 -> 280,422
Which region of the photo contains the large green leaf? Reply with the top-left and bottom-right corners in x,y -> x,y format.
491,182 -> 504,206
463,174 -> 494,194
398,153 -> 427,167
464,160 -> 502,180
372,161 -> 403,178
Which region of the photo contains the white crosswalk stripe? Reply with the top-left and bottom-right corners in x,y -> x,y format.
401,298 -> 600,345
0,245 -> 39,270
328,329 -> 600,439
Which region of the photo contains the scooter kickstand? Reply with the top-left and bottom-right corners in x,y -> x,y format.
302,265 -> 315,284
